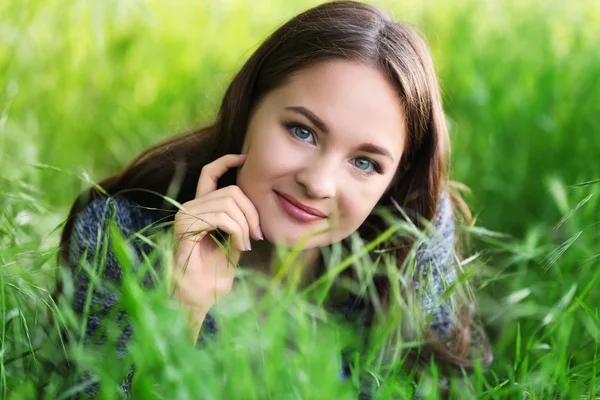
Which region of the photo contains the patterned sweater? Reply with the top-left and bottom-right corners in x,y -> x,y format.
64,191 -> 458,398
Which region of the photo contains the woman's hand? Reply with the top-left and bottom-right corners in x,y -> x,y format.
171,154 -> 263,319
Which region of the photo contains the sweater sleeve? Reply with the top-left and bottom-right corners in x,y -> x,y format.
65,195 -> 159,398
356,191 -> 459,400
413,190 -> 457,342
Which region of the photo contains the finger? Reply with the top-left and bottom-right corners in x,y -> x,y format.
184,197 -> 251,250
196,154 -> 247,198
208,212 -> 247,253
191,185 -> 262,240
177,211 -> 247,253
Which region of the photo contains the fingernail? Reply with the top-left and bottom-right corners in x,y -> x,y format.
257,226 -> 264,240
246,239 -> 252,251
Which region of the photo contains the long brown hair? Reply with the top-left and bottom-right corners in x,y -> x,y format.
58,0 -> 491,390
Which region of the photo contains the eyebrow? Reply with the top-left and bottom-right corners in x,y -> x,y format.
283,106 -> 396,162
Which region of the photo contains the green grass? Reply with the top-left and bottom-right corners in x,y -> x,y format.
1,0 -> 599,398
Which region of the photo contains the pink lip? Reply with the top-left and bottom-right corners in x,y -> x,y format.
275,191 -> 327,223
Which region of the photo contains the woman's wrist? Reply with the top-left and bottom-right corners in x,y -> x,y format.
171,285 -> 213,343
182,305 -> 207,343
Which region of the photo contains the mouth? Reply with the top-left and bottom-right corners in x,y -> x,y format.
274,191 -> 327,223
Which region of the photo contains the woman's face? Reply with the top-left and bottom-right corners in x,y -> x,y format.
237,59 -> 406,249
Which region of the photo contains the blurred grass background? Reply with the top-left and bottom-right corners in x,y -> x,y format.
1,0 -> 599,398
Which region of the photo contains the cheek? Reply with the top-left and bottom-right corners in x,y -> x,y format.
337,190 -> 377,227
237,128 -> 298,194
247,133 -> 304,178
335,183 -> 388,231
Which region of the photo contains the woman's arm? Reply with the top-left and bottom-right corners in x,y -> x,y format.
64,194 -> 163,397
356,191 -> 459,399
413,190 -> 458,341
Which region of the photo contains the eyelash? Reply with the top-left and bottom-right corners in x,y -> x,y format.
283,122 -> 384,176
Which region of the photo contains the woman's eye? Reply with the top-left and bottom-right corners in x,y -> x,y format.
351,157 -> 377,173
289,124 -> 316,144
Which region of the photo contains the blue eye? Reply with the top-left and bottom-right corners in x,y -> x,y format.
289,124 -> 316,144
351,157 -> 377,173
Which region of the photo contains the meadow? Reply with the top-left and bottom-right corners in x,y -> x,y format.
1,0 -> 599,398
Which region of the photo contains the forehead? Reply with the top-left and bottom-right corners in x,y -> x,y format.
267,59 -> 406,159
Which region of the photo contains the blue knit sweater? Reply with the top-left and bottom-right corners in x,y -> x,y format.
64,191 -> 457,398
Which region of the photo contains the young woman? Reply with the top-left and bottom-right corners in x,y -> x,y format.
56,0 -> 492,397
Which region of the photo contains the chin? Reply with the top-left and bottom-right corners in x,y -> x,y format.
264,223 -> 333,249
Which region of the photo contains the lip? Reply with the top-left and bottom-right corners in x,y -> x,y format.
275,191 -> 327,223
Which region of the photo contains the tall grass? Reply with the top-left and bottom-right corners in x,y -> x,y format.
1,0 -> 599,398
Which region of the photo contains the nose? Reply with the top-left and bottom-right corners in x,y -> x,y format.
295,156 -> 337,199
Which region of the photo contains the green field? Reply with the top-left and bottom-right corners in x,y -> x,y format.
2,0 -> 599,398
